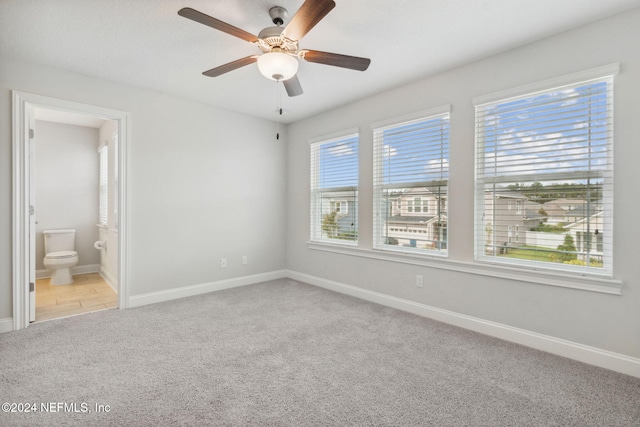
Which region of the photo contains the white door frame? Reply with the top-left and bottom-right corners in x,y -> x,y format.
12,91 -> 130,330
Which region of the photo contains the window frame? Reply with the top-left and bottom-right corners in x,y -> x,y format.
473,64 -> 618,278
372,106 -> 451,256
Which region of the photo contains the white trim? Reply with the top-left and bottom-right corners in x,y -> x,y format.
128,270 -> 287,308
472,62 -> 619,106
286,270 -> 639,378
370,104 -> 451,131
12,91 -> 131,330
309,127 -> 359,145
4,269 -> 637,377
307,242 -> 622,295
12,91 -> 29,330
69,264 -> 101,276
99,268 -> 118,294
0,318 -> 13,334
36,264 -> 101,279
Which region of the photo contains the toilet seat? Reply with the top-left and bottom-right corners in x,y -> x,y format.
45,251 -> 77,259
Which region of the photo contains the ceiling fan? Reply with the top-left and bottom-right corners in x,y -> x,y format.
178,0 -> 371,97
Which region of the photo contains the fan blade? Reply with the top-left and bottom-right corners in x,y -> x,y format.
282,0 -> 336,41
178,7 -> 258,43
302,50 -> 371,71
284,75 -> 304,97
202,56 -> 257,77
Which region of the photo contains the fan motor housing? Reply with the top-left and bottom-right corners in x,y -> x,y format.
257,26 -> 298,54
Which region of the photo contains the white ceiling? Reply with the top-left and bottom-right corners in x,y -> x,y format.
2,0 -> 640,124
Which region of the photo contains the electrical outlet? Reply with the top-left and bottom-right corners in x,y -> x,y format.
242,256 -> 248,266
221,258 -> 227,268
416,275 -> 424,288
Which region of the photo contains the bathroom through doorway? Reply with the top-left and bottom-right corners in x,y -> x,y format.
12,92 -> 130,330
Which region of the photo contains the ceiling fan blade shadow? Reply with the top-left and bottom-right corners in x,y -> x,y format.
302,50 -> 371,71
202,56 -> 258,77
178,7 -> 258,43
283,75 -> 303,97
282,0 -> 335,41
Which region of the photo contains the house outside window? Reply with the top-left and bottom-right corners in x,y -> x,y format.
331,201 -> 347,214
310,131 -> 359,244
474,65 -> 616,275
373,107 -> 450,254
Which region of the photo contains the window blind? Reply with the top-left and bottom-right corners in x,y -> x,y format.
474,73 -> 614,275
113,134 -> 119,228
373,109 -> 450,254
99,145 -> 108,226
310,132 -> 359,243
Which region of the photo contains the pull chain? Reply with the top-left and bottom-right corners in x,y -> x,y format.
276,80 -> 283,140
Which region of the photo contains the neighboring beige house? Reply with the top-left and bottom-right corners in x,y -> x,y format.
562,200 -> 603,224
483,191 -> 543,253
483,192 -> 604,260
384,188 -> 447,249
542,198 -> 587,224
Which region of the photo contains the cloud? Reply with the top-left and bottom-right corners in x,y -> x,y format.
425,158 -> 449,171
327,143 -> 355,157
382,144 -> 397,158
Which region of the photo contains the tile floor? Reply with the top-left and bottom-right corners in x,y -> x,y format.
35,272 -> 117,322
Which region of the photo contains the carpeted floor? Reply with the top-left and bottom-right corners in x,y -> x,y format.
1,278 -> 639,426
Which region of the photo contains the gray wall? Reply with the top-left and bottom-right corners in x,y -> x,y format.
286,9 -> 640,358
0,55 -> 287,318
34,120 -> 100,271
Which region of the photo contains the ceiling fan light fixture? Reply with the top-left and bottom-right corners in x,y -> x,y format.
257,52 -> 298,81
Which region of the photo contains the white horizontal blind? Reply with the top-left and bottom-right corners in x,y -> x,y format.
98,145 -> 108,226
113,133 -> 119,229
475,75 -> 614,275
310,133 -> 358,243
373,111 -> 450,254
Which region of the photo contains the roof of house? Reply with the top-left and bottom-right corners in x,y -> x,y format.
544,198 -> 587,207
563,211 -> 604,229
564,205 -> 603,218
491,191 -> 529,199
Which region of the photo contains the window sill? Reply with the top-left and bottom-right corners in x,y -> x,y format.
309,238 -> 357,247
307,242 -> 623,295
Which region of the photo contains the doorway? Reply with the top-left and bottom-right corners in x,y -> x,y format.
12,91 -> 130,330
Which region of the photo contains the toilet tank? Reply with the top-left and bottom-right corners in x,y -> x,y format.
43,229 -> 76,253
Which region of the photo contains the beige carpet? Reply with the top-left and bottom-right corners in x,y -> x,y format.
1,278 -> 639,426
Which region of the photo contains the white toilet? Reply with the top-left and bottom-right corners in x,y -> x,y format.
43,229 -> 79,285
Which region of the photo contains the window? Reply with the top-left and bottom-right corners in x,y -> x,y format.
331,201 -> 347,214
113,133 -> 118,229
474,66 -> 616,275
310,131 -> 359,243
98,144 -> 108,226
373,107 -> 450,254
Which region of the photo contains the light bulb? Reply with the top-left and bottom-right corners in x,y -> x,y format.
257,52 -> 298,81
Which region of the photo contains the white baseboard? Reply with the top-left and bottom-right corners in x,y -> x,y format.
286,270 -> 640,379
128,270 -> 288,308
0,318 -> 13,334
36,264 -> 100,279
7,267 -> 639,378
99,267 -> 118,294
